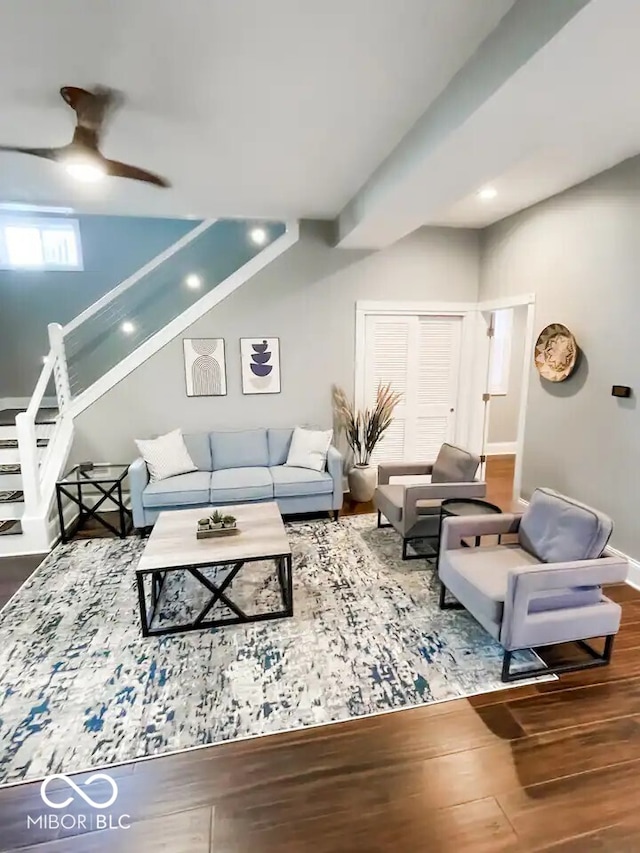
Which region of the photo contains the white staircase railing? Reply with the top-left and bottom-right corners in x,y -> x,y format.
15,323 -> 74,548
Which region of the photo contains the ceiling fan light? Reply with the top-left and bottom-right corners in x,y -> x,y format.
64,159 -> 106,183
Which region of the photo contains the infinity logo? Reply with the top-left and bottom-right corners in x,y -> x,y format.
40,773 -> 119,810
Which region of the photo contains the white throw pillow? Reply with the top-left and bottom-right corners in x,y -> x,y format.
135,429 -> 197,482
286,427 -> 333,472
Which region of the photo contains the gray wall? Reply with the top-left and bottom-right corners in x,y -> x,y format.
480,154 -> 640,558
73,220 -> 479,462
0,213 -> 195,398
488,304 -> 526,445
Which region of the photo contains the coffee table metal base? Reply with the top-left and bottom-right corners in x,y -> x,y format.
136,553 -> 293,637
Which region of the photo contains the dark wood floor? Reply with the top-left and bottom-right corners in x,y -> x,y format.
1,456 -> 640,851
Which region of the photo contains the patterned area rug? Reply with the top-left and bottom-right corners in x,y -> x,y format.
0,515 -> 550,786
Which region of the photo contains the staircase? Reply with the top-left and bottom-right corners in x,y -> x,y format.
0,217 -> 298,557
0,409 -> 57,551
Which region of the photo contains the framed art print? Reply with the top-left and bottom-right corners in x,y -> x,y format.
240,338 -> 281,394
183,338 -> 227,396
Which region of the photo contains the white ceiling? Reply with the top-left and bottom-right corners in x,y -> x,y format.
0,0 -> 514,220
338,0 -> 640,246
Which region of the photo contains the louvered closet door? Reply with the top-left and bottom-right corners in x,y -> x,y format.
363,316 -> 411,464
409,316 -> 462,460
363,314 -> 462,464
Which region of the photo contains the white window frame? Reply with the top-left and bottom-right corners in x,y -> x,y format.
488,308 -> 513,396
0,216 -> 84,271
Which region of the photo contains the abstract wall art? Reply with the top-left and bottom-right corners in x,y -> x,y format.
240,337 -> 281,394
183,338 -> 227,396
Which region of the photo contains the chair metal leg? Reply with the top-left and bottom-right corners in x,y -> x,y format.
501,635 -> 616,683
438,582 -> 464,610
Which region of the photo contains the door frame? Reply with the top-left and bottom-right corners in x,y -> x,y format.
477,293 -> 537,502
354,300 -> 479,455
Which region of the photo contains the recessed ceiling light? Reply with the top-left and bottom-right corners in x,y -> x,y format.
42,356 -> 48,364
249,227 -> 268,246
477,186 -> 497,201
185,274 -> 202,290
121,321 -> 136,334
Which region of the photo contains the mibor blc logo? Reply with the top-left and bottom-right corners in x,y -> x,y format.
27,773 -> 131,832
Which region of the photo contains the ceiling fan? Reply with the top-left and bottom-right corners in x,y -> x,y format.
0,85 -> 170,187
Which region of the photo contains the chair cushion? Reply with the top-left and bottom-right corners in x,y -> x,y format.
210,429 -> 269,470
431,443 -> 480,484
142,471 -> 211,508
268,429 -> 294,466
441,544 -> 600,631
209,467 -> 273,503
519,487 -> 613,563
183,432 -> 212,471
271,466 -> 333,498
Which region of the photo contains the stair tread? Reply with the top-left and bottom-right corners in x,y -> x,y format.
0,519 -> 22,536
0,438 -> 48,450
0,490 -> 24,504
0,464 -> 20,474
0,408 -> 58,426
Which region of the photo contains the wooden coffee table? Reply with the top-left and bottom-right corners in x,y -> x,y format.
135,502 -> 293,637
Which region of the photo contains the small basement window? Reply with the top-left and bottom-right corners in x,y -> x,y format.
0,217 -> 83,270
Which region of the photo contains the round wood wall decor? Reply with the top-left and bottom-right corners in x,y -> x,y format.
534,323 -> 578,382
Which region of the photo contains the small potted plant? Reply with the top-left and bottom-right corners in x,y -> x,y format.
198,517 -> 211,531
222,514 -> 237,530
210,510 -> 224,530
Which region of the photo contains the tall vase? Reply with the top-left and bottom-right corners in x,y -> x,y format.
348,463 -> 377,503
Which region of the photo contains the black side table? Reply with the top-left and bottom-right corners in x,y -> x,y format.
435,498 -> 503,569
56,463 -> 132,543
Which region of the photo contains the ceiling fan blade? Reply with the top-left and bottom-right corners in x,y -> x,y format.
0,145 -> 60,162
103,158 -> 170,188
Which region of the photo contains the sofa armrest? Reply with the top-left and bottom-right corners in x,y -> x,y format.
378,462 -> 434,485
326,445 -> 344,510
441,512 -> 522,551
129,457 -> 150,528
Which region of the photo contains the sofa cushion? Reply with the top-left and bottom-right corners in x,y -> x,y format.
183,432 -> 212,471
210,429 -> 269,470
135,429 -> 197,482
142,471 -> 211,508
268,428 -> 294,466
519,487 -> 613,563
431,443 -> 480,484
209,466 -> 273,504
271,465 -> 333,498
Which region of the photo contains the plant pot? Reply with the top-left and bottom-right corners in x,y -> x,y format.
211,522 -> 223,530
348,464 -> 377,503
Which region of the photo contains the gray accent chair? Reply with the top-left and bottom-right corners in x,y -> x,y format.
374,443 -> 486,559
438,487 -> 628,682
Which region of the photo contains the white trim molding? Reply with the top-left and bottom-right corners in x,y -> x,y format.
486,441 -> 517,456
70,222 -> 300,416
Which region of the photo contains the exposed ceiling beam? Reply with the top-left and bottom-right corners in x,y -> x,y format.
336,0 -> 593,248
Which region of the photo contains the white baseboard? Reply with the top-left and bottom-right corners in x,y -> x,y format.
486,442 -> 517,456
514,497 -> 640,589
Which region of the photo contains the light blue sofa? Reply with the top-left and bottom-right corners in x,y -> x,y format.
129,427 -> 343,529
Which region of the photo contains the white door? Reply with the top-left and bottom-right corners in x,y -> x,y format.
363,314 -> 463,464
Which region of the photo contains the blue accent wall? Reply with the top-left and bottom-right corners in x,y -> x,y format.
0,213 -> 198,398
